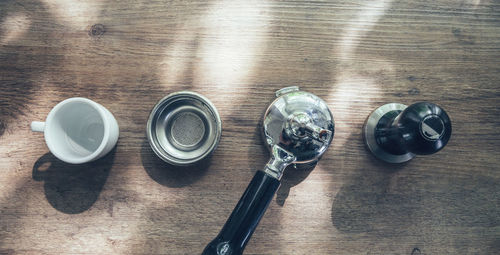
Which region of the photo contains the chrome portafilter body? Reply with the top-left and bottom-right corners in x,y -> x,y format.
261,86 -> 334,178
203,86 -> 334,255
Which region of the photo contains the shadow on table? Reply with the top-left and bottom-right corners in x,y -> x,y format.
0,0 -> 62,137
275,162 -> 316,206
140,139 -> 210,188
32,148 -> 115,214
330,132 -> 417,234
331,133 -> 500,251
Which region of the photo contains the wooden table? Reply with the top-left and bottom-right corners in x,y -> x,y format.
1,0 -> 499,254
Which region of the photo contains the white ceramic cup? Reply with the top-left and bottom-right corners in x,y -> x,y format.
31,97 -> 119,164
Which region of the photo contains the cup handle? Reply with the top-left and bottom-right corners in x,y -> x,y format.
31,121 -> 45,132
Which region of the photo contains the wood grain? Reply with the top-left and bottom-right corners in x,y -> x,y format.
1,0 -> 499,254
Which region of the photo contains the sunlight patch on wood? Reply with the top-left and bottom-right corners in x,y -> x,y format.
40,0 -> 99,29
337,0 -> 392,61
0,12 -> 31,45
160,0 -> 270,110
194,0 -> 269,91
330,0 -> 393,147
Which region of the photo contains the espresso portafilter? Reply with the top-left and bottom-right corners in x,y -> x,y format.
202,86 -> 334,255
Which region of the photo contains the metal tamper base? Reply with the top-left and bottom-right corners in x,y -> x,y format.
362,103 -> 416,163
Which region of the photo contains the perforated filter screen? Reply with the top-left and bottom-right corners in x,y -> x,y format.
170,111 -> 205,147
147,91 -> 221,165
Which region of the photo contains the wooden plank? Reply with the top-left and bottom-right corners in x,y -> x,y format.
1,0 -> 499,254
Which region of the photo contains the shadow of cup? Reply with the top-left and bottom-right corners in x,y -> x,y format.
32,149 -> 115,214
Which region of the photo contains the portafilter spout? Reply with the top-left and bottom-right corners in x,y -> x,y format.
202,86 -> 334,255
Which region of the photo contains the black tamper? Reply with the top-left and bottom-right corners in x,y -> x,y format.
363,102 -> 451,163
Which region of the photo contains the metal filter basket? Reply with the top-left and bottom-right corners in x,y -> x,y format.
146,91 -> 221,165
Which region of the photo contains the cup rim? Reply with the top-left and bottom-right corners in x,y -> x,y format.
44,97 -> 110,164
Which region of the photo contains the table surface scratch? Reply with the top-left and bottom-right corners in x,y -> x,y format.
1,0 -> 499,254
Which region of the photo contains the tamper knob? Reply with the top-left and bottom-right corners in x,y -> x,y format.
364,102 -> 452,163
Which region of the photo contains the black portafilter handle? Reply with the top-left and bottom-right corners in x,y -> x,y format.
376,102 -> 452,156
202,171 -> 280,255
